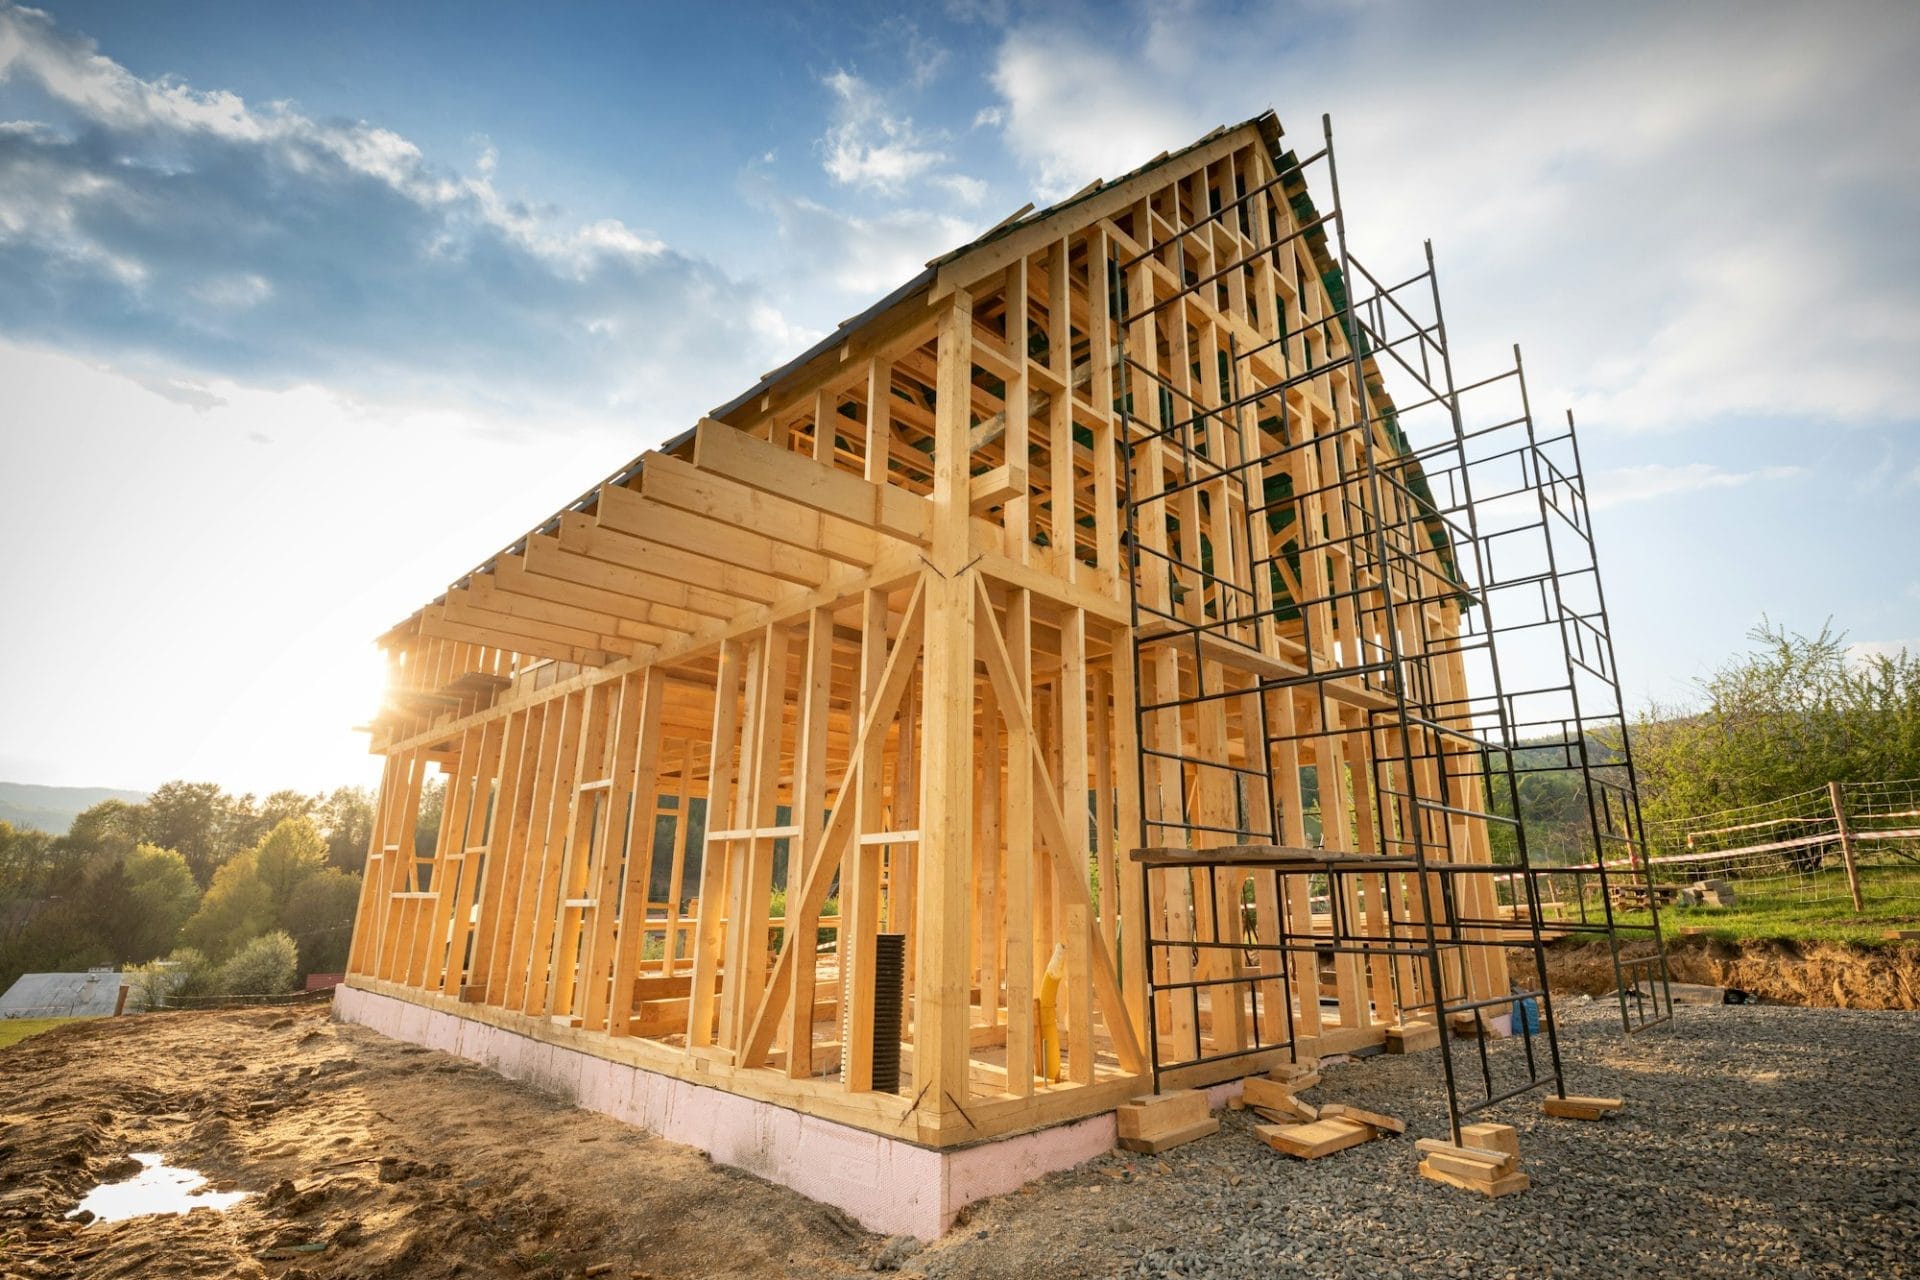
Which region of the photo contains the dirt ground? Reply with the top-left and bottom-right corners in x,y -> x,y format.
0,1005 -> 875,1280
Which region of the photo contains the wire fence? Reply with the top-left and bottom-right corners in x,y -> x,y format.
2,985 -> 338,1019
152,987 -> 337,1011
1642,778 -> 1920,912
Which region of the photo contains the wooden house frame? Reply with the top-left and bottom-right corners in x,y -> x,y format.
341,111 -> 1663,1182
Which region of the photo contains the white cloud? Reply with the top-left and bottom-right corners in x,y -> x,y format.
0,4 -> 793,424
897,21 -> 950,89
766,192 -> 978,298
929,173 -> 989,205
979,0 -> 1920,437
1846,639 -> 1917,665
990,34 -> 1198,202
818,70 -> 947,191
1586,462 -> 1804,511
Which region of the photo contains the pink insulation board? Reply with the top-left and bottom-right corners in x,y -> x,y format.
333,984 -> 1117,1239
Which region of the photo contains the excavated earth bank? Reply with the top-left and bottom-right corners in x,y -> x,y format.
1538,937 -> 1920,1009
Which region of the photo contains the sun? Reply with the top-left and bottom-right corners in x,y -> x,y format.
339,641 -> 393,730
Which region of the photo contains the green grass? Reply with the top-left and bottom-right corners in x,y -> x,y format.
1606,865 -> 1920,946
0,1018 -> 78,1052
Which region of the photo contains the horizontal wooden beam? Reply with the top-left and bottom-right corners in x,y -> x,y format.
493,554 -> 704,634
690,419 -> 931,546
417,603 -> 614,669
443,590 -> 636,657
638,451 -> 904,568
467,576 -> 678,649
597,483 -> 832,586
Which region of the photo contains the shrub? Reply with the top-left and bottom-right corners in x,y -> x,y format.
213,930 -> 298,997
128,946 -> 216,1010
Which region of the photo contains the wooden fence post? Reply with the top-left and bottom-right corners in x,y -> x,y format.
1828,780 -> 1865,912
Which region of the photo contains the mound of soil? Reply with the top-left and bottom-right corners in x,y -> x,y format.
1537,937 -> 1920,1010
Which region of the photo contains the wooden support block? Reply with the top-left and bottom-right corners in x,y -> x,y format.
1115,1090 -> 1211,1141
1543,1095 -> 1624,1121
1265,1067 -> 1320,1090
1419,1156 -> 1531,1198
1320,1103 -> 1406,1135
1413,1139 -> 1515,1175
1255,1118 -> 1375,1159
1459,1123 -> 1520,1159
1279,1040 -> 1318,1072
1421,1149 -> 1512,1182
1242,1076 -> 1316,1111
1118,1117 -> 1220,1154
1385,1022 -> 1440,1054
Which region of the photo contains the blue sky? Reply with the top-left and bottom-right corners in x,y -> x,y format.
1,0 -> 1916,793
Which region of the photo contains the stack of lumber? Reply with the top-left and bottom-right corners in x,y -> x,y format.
1116,1089 -> 1219,1153
1417,1122 -> 1528,1197
1240,1064 -> 1407,1160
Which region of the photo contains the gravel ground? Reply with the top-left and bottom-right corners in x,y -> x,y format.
911,1001 -> 1920,1280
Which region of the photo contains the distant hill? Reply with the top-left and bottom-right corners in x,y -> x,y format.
0,783 -> 148,836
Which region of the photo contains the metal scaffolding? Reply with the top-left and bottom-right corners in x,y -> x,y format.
1117,115 -> 1671,1143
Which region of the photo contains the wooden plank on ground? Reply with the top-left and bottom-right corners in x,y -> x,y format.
1543,1095 -> 1623,1120
1254,1118 -> 1375,1159
1319,1103 -> 1405,1134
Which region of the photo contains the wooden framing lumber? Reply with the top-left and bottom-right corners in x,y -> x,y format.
345,114 -> 1537,1158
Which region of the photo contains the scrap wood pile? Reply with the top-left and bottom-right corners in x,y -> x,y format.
1114,1056 -> 1622,1199
1114,1059 -> 1407,1162
1239,1061 -> 1407,1160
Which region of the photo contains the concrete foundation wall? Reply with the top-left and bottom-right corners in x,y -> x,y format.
334,984 -> 1117,1239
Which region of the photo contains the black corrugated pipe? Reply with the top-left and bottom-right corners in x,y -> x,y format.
871,933 -> 906,1094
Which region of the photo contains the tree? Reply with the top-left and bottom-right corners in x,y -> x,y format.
180,849 -> 276,962
0,820 -> 56,899
0,784 -> 375,992
122,844 -> 201,961
142,781 -> 236,886
315,786 -> 375,873
61,799 -> 144,865
0,899 -> 113,988
178,816 -> 345,971
253,817 -> 329,903
283,868 -> 361,976
1633,621 -> 1920,845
